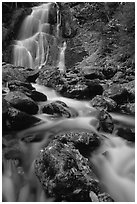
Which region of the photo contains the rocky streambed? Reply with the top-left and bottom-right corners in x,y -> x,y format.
2,62 -> 135,202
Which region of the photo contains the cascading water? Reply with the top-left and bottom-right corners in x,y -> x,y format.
13,3 -> 66,72
3,82 -> 134,202
58,41 -> 67,73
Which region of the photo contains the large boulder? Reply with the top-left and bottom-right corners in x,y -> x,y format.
90,95 -> 117,112
8,80 -> 35,92
8,80 -> 47,102
103,83 -> 131,105
2,63 -> 40,84
122,80 -> 135,102
83,68 -> 105,80
4,91 -> 39,115
26,69 -> 39,82
27,90 -> 47,102
2,99 -> 40,131
97,110 -> 114,133
41,101 -> 78,118
64,79 -> 103,100
2,64 -> 28,84
38,65 -> 103,100
35,132 -> 113,201
38,65 -> 66,89
54,131 -> 101,158
102,65 -> 117,79
119,103 -> 135,115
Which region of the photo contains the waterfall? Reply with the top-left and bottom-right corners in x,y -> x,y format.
13,3 -> 66,70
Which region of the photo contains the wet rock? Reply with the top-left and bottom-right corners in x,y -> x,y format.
116,127 -> 135,142
119,103 -> 135,115
8,80 -> 35,92
90,95 -> 117,112
112,71 -> 126,83
83,68 -> 105,80
122,80 -> 135,103
41,101 -> 78,118
102,65 -> 117,79
39,65 -> 103,100
35,139 -> 100,201
35,130 -> 113,201
2,89 -> 7,94
2,64 -> 28,84
103,83 -> 131,105
64,80 -> 103,100
85,80 -> 104,99
39,66 -> 66,89
8,80 -> 47,102
48,3 -> 57,25
59,3 -> 77,38
3,63 -> 40,84
2,26 -> 8,42
27,90 -> 47,102
65,40 -> 88,69
98,192 -> 114,202
97,110 -> 114,133
4,91 -> 39,115
54,131 -> 101,158
3,106 -> 40,131
64,83 -> 88,99
25,69 -> 39,82
2,98 -> 10,116
2,98 -> 10,130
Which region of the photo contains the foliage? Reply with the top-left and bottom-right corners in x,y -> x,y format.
71,2 -> 135,70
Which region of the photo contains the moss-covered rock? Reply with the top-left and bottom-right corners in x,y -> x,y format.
90,95 -> 117,112
35,132 -> 113,201
41,101 -> 78,118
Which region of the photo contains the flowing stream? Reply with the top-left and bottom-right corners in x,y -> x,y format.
3,3 -> 135,202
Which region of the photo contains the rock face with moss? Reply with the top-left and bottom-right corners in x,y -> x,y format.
41,100 -> 78,118
35,132 -> 113,202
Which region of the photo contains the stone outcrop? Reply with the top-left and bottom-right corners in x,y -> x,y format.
2,98 -> 40,131
35,131 -> 113,202
90,95 -> 117,112
41,101 -> 78,118
4,91 -> 39,115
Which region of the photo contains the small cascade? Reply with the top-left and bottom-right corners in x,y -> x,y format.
13,3 -> 65,70
91,136 -> 135,202
58,41 -> 67,73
